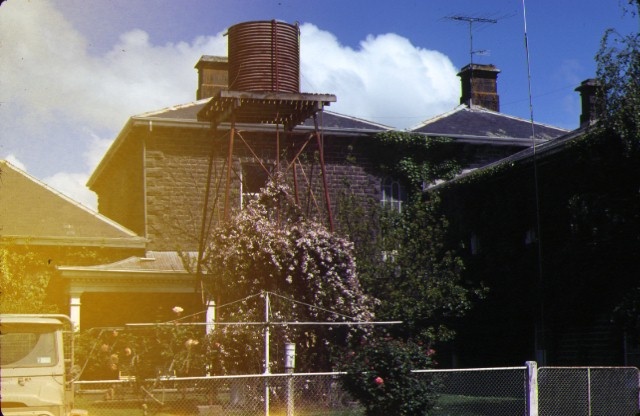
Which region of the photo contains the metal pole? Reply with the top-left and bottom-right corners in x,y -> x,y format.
313,112 -> 334,231
196,120 -> 218,305
264,292 -> 270,416
224,110 -> 236,221
587,367 -> 592,416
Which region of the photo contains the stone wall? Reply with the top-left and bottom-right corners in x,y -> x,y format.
137,126 -> 381,251
92,130 -> 145,236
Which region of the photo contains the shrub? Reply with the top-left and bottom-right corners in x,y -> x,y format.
337,337 -> 437,416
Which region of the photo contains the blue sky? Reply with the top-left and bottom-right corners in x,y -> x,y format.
1,0 -> 636,208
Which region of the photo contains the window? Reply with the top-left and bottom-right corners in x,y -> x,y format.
0,327 -> 58,368
381,176 -> 406,212
241,162 -> 272,207
525,228 -> 537,245
470,233 -> 481,255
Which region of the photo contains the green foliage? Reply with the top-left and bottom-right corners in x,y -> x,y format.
595,3 -> 640,153
337,335 -> 437,416
74,315 -> 211,381
613,287 -> 640,336
366,131 -> 460,191
0,245 -> 59,313
201,177 -> 375,373
0,243 -> 128,314
347,195 -> 486,343
337,131 -> 484,345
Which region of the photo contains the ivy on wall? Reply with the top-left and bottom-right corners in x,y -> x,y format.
365,131 -> 461,192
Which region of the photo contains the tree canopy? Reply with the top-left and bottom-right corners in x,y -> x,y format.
338,132 -> 486,344
595,0 -> 640,153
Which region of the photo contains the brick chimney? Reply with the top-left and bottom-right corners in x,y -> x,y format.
575,78 -> 602,128
458,64 -> 501,112
195,55 -> 228,100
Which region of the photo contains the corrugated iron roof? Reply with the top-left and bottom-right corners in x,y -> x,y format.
63,251 -> 197,273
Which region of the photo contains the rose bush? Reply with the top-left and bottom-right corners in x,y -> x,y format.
337,336 -> 437,416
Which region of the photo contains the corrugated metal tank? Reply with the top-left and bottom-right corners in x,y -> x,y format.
228,20 -> 300,93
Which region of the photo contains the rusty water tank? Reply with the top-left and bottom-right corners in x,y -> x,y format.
228,20 -> 300,93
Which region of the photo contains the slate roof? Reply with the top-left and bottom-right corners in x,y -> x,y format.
0,160 -> 146,247
428,126 -> 587,190
136,99 -> 392,132
410,105 -> 568,144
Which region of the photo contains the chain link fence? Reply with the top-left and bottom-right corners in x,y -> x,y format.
539,366 -> 639,416
73,365 -> 639,416
73,367 -> 528,416
416,366 -> 528,415
74,373 -> 362,416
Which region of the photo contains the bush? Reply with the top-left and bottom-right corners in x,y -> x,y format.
337,337 -> 437,416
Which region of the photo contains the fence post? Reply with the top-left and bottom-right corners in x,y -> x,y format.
285,343 -> 296,416
526,361 -> 539,416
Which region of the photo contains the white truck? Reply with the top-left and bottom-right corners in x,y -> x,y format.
1,314 -> 86,416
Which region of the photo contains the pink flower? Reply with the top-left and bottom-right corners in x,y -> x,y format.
374,376 -> 384,386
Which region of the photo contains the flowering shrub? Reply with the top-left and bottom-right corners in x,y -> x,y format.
337,336 -> 437,416
75,310 -> 210,381
201,178 -> 376,373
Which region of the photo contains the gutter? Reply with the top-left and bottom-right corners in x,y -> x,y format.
0,235 -> 148,249
417,132 -> 550,147
88,115 -> 386,189
128,116 -> 389,135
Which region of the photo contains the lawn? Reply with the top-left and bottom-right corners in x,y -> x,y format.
74,394 -> 364,416
431,394 -> 524,416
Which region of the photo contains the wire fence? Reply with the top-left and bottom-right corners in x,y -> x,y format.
72,365 -> 639,416
74,373 -> 360,416
538,366 -> 639,416
415,366 -> 528,415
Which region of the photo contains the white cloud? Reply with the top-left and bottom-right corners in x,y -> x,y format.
0,0 -> 226,207
0,1 -> 227,132
1,1 -> 459,208
44,172 -> 98,209
4,154 -> 27,172
84,130 -> 117,174
299,23 -> 459,128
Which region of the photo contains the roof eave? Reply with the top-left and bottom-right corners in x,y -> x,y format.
131,115 -> 388,136
87,118 -> 135,189
428,127 -> 587,191
0,235 -> 148,249
418,132 -> 549,147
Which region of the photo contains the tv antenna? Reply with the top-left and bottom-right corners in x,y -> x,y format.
447,15 -> 498,64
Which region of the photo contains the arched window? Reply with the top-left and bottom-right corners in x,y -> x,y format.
381,176 -> 406,212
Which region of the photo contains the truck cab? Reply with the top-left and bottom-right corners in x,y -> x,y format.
0,314 -> 85,416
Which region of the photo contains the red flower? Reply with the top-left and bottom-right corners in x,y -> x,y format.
374,376 -> 384,386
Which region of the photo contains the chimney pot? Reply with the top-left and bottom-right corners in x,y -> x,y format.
458,64 -> 501,112
195,56 -> 229,100
575,78 -> 602,128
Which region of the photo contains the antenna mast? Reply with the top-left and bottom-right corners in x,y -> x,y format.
446,14 -> 499,107
448,15 -> 497,64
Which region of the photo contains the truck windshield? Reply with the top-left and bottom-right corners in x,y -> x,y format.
0,326 -> 58,368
